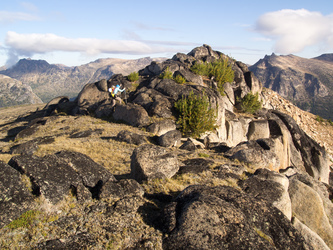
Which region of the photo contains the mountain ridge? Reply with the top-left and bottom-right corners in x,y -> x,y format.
249,53 -> 333,120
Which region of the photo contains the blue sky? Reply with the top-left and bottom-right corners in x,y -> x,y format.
0,0 -> 333,67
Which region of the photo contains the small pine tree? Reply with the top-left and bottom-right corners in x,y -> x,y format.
159,67 -> 173,79
174,74 -> 186,84
174,91 -> 217,137
128,72 -> 139,82
240,92 -> 262,114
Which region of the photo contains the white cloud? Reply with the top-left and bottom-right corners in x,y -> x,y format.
5,31 -> 156,55
4,31 -> 190,65
254,9 -> 333,54
0,11 -> 40,23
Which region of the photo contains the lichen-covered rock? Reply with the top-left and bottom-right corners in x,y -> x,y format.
112,103 -> 150,127
240,168 -> 292,220
116,130 -> 148,145
130,144 -> 179,183
163,185 -> 308,249
288,178 -> 333,248
158,130 -> 182,148
0,161 -> 35,228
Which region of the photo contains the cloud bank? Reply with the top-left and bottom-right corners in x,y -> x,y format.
4,31 -> 191,66
255,9 -> 333,54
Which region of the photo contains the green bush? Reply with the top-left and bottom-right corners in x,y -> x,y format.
174,91 -> 217,138
127,72 -> 139,82
239,92 -> 262,114
190,58 -> 234,95
174,74 -> 186,84
159,67 -> 173,79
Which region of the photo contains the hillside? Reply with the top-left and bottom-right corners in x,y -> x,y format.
0,57 -> 165,102
0,74 -> 42,107
0,45 -> 332,249
249,54 -> 333,120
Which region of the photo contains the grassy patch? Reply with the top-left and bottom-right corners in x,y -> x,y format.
6,210 -> 40,229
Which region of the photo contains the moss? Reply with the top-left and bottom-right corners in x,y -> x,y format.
254,226 -> 275,246
6,210 -> 40,229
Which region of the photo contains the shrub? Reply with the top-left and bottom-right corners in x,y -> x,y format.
127,72 -> 139,82
190,58 -> 234,95
174,91 -> 217,138
159,67 -> 173,79
239,92 -> 262,114
174,74 -> 186,84
315,115 -> 324,122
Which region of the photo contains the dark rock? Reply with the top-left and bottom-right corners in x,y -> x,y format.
8,151 -> 115,204
69,129 -> 103,138
0,161 -> 34,228
146,119 -> 176,136
179,139 -> 196,151
36,232 -> 96,249
11,136 -> 55,155
96,79 -> 108,92
178,158 -> 215,174
163,185 -> 308,249
130,144 -> 179,183
43,96 -> 69,116
112,103 -> 150,127
100,179 -> 144,199
239,168 -> 292,220
116,130 -> 148,145
15,124 -> 40,140
55,151 -> 115,188
216,164 -> 246,179
158,130 -> 182,147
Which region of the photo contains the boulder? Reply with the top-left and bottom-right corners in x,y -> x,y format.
179,139 -> 197,151
146,119 -> 176,136
292,217 -> 330,250
178,158 -> 215,174
11,136 -> 55,155
225,140 -> 281,171
272,110 -> 330,184
240,168 -> 292,220
0,161 -> 35,228
96,79 -> 108,92
288,178 -> 333,248
112,103 -> 150,127
174,69 -> 204,86
76,82 -> 110,114
116,130 -> 148,145
43,96 -> 69,116
99,179 -> 144,199
247,119 -> 270,141
163,185 -> 308,249
225,118 -> 249,147
158,130 -> 182,147
8,151 -> 115,204
130,144 -> 179,183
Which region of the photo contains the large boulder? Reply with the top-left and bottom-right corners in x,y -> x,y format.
76,82 -> 110,114
272,110 -> 330,183
130,144 -> 179,183
163,185 -> 308,249
146,119 -> 176,136
288,178 -> 333,248
158,130 -> 182,148
8,151 -> 115,204
240,168 -> 292,220
0,161 -> 35,228
112,103 -> 150,127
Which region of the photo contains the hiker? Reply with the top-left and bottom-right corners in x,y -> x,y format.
108,84 -> 126,104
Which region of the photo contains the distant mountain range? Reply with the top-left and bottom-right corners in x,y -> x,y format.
0,74 -> 42,107
0,57 -> 165,104
249,53 -> 333,120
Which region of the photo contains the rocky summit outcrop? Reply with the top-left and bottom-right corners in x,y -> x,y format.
0,57 -> 165,103
0,45 -> 332,249
249,53 -> 333,120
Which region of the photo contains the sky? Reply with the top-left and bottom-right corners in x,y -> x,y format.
0,0 -> 333,67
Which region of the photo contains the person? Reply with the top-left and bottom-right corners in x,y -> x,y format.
108,84 -> 126,104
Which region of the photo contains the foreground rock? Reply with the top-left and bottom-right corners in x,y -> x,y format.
8,151 -> 116,204
0,161 -> 35,228
130,144 -> 179,183
163,185 -> 308,249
